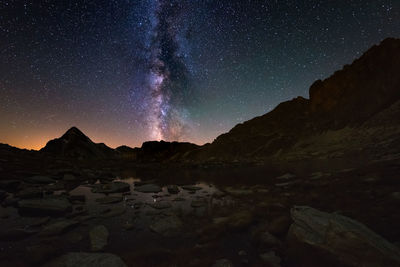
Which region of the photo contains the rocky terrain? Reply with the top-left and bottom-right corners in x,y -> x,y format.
0,38 -> 400,266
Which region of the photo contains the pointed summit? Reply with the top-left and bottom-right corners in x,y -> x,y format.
41,127 -> 114,159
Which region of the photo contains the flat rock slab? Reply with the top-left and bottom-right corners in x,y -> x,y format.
95,196 -> 123,204
181,185 -> 202,191
18,198 -> 72,215
288,206 -> 400,267
92,182 -> 130,194
43,252 -> 127,267
39,220 -> 79,236
90,225 -> 109,251
134,184 -> 162,193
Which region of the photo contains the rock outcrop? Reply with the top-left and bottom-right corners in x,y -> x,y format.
287,206 -> 400,267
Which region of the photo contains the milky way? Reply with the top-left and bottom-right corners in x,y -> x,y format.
139,0 -> 191,141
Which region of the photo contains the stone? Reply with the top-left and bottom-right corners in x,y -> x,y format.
173,197 -> 186,201
287,206 -> 400,267
258,231 -> 282,248
224,187 -> 253,197
149,215 -> 183,237
90,225 -> 109,251
95,196 -> 123,204
276,173 -> 296,180
149,201 -> 172,209
134,184 -> 162,193
181,185 -> 202,191
259,251 -> 281,267
92,182 -> 130,194
39,220 -> 79,236
211,259 -> 234,267
167,185 -> 180,194
42,252 -> 127,267
18,198 -> 72,215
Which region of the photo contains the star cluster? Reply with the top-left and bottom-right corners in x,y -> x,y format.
0,0 -> 399,149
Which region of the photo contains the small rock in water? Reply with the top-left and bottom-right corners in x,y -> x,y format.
191,200 -> 207,208
167,185 -> 180,194
173,197 -> 186,202
181,185 -> 202,191
101,206 -> 126,218
149,215 -> 183,237
275,173 -> 296,180
96,196 -> 123,204
134,184 -> 162,193
92,182 -> 130,194
90,225 -> 109,251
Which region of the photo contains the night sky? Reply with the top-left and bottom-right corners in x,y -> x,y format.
1,0 -> 399,150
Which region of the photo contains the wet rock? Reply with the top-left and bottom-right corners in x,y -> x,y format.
68,194 -> 86,203
90,225 -> 109,251
227,210 -> 254,230
0,228 -> 38,241
191,199 -> 207,208
100,205 -> 126,218
259,251 -> 281,267
173,197 -> 186,201
167,185 -> 180,194
149,215 -> 183,237
134,184 -> 162,193
18,197 -> 72,216
257,231 -> 282,248
0,179 -> 21,191
287,206 -> 400,267
224,187 -> 253,197
149,201 -> 172,209
96,196 -> 123,204
182,185 -> 202,191
211,258 -> 234,267
39,220 -> 79,236
92,182 -> 130,194
42,252 -> 127,267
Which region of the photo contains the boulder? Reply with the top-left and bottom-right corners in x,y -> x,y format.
90,225 -> 109,251
42,252 -> 127,267
134,184 -> 162,193
287,206 -> 400,267
167,185 -> 180,194
18,198 -> 72,216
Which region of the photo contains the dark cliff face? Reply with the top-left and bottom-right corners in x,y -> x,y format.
40,127 -> 115,159
186,38 -> 400,162
138,140 -> 199,162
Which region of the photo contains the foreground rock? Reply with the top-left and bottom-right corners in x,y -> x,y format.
287,206 -> 400,267
90,225 -> 109,251
18,198 -> 72,215
43,252 -> 127,267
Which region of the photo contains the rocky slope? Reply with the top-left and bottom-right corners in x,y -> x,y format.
185,38 -> 400,162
